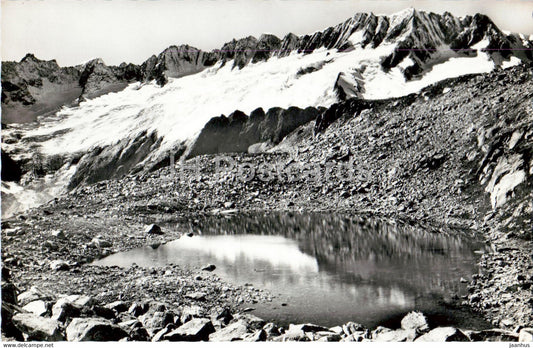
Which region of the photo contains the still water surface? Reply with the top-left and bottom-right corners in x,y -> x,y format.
94,212 -> 491,329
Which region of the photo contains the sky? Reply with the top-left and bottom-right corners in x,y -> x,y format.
2,0 -> 533,66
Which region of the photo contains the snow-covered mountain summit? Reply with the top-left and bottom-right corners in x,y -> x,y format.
1,8 -> 532,217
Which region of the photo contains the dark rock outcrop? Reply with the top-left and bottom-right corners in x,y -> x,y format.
1,151 -> 23,182
68,130 -> 161,189
314,99 -> 374,134
187,106 -> 321,157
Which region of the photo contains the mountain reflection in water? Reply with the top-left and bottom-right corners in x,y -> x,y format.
94,212 -> 491,328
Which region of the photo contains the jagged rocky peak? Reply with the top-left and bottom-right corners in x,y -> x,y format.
78,58 -> 123,99
1,53 -> 81,121
252,34 -> 282,63
140,44 -> 219,85
278,33 -> 300,57
18,53 -> 59,69
219,36 -> 260,69
159,44 -> 218,76
114,62 -> 143,82
3,53 -> 74,83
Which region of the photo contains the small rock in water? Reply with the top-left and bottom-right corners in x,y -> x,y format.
202,264 -> 216,272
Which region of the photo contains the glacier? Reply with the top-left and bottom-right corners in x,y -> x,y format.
28,42 -> 495,159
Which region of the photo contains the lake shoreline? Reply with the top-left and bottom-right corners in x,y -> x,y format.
1,174 -> 531,341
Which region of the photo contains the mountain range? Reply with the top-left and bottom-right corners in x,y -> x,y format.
1,8 -> 532,217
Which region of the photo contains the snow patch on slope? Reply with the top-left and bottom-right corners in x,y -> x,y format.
348,30 -> 365,46
502,56 -> 522,69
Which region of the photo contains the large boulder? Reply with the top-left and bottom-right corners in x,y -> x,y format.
2,303 -> 23,340
401,311 -> 429,331
66,318 -> 129,341
1,281 -> 17,304
209,320 -> 250,342
415,327 -> 470,342
17,286 -> 53,306
139,311 -> 174,334
163,318 -> 215,341
22,300 -> 48,317
373,328 -> 417,342
232,313 -> 265,331
342,321 -> 366,336
12,313 -> 64,341
243,329 -> 268,342
51,298 -> 81,322
519,328 -> 533,342
484,154 -> 527,208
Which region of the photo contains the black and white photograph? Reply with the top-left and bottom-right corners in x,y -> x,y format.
1,0 -> 532,344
